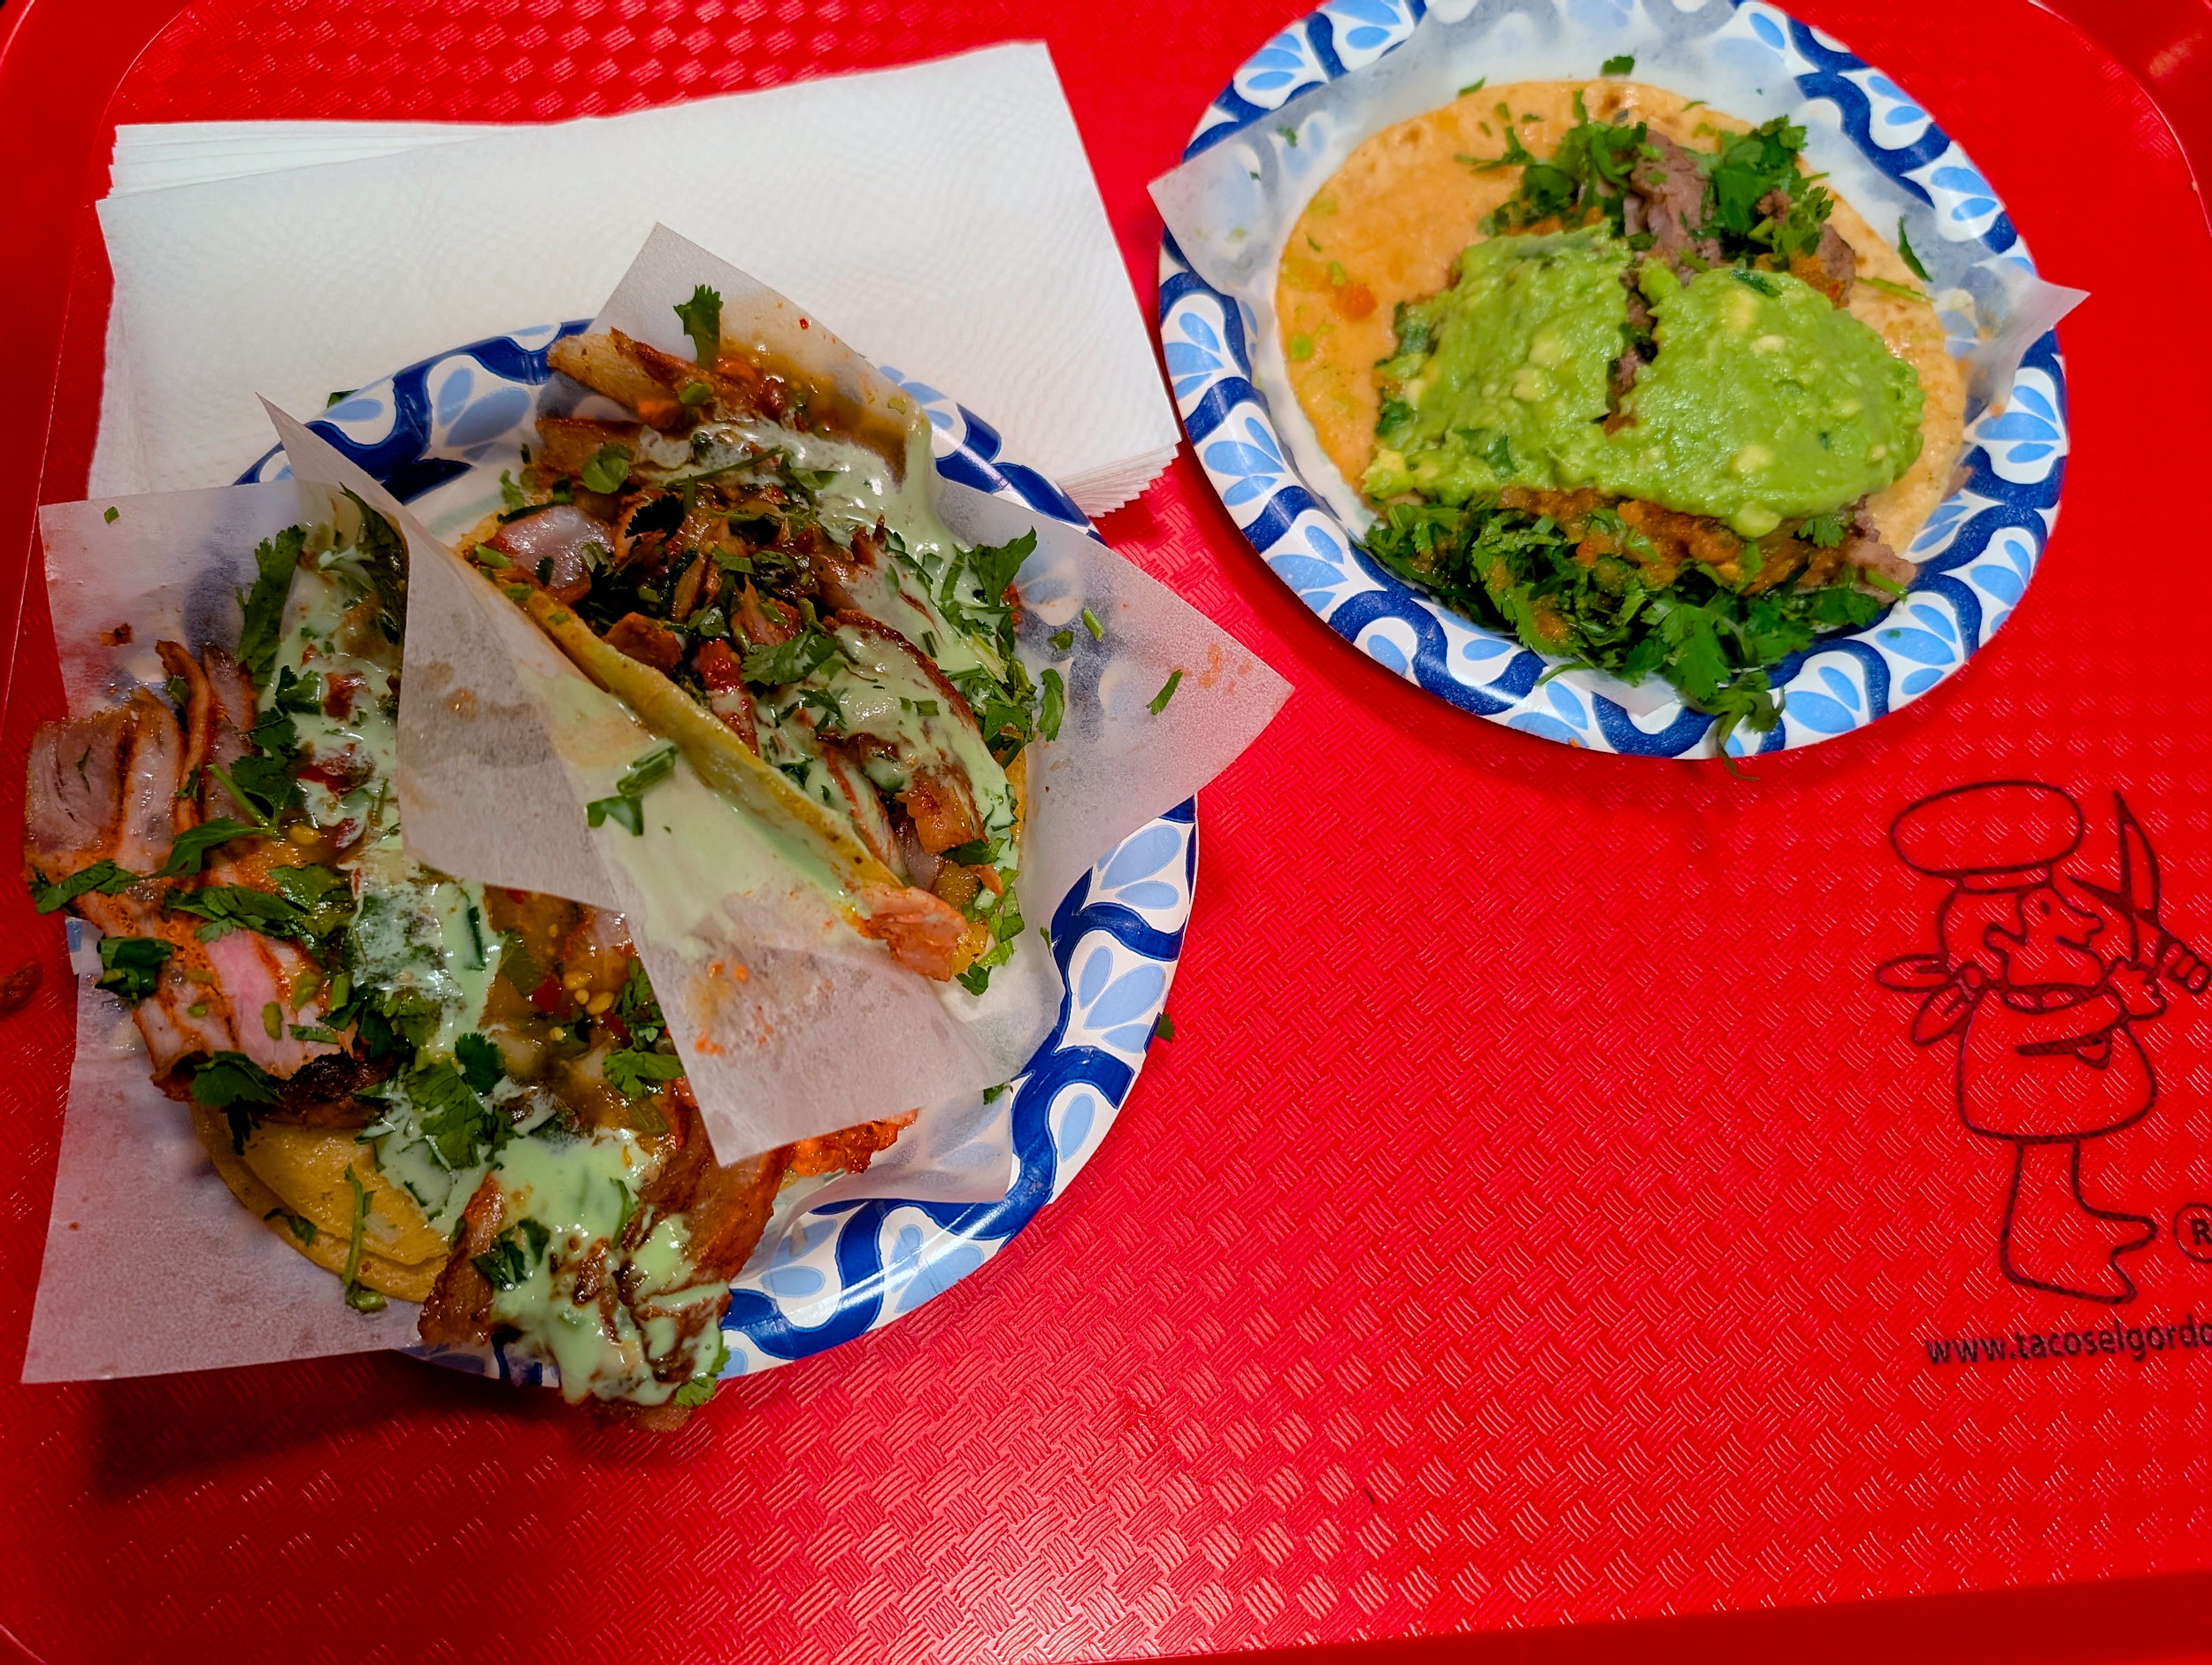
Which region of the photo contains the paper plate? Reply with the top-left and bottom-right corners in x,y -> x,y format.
1157,0 -> 2067,758
241,330 -> 1191,1387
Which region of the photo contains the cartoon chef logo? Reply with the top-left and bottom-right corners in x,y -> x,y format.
1877,781 -> 2210,1304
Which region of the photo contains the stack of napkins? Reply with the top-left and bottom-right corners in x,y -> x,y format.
93,43 -> 1180,514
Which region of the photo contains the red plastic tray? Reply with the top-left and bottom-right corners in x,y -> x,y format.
5,2 -> 2212,1661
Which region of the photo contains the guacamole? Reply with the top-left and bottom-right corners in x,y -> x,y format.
1363,230 -> 1629,503
1363,228 -> 1924,538
1600,263 -> 1925,536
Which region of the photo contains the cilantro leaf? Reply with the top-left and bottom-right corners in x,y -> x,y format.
611,957 -> 666,1047
32,859 -> 141,913
580,444 -> 633,495
96,936 -> 174,1003
739,628 -> 839,688
672,1329 -> 732,1407
154,818 -> 261,879
1600,53 -> 1634,73
236,526 -> 303,689
411,1062 -> 504,1170
585,743 -> 679,838
186,1050 -> 280,1153
342,490 -> 409,625
1797,510 -> 1847,549
166,883 -> 311,945
603,1047 -> 687,1099
341,1165 -> 388,1312
1039,667 -> 1066,744
267,863 -> 353,940
964,529 -> 1037,604
673,285 -> 724,367
454,1031 -> 505,1094
1896,217 -> 1932,283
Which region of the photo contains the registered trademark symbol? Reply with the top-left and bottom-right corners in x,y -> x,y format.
2174,1202 -> 2212,1265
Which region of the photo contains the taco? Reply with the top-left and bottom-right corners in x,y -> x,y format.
461,288 -> 1048,991
23,496 -> 913,1425
1279,78 -> 1967,741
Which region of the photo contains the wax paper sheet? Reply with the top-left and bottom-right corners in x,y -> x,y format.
23,478 -> 430,1379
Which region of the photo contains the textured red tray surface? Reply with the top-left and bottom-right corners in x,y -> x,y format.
4,2 -> 2212,1661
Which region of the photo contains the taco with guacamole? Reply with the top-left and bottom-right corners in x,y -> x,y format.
1279,77 -> 1967,741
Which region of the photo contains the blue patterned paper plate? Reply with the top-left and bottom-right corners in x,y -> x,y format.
1158,0 -> 2067,758
242,330 -> 1188,1389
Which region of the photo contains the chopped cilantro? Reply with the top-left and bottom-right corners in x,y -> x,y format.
31,859 -> 140,913
454,1031 -> 505,1094
1600,53 -> 1634,74
580,444 -> 633,495
153,817 -> 261,879
612,957 -> 666,1047
341,1166 -> 387,1312
265,1207 -> 317,1247
412,1061 -> 504,1170
673,284 -> 724,367
586,743 -> 679,837
235,526 -> 303,689
185,1050 -> 280,1153
672,1329 -> 731,1407
1362,497 -> 1887,748
1039,667 -> 1066,743
95,936 -> 173,1003
1048,628 -> 1074,653
739,628 -> 839,688
964,529 -> 1037,604
603,1047 -> 687,1099
1896,217 -> 1932,282
499,470 -> 528,513
1797,510 -> 1847,549
103,506 -> 119,524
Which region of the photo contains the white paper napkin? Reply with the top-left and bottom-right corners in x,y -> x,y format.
93,43 -> 1179,515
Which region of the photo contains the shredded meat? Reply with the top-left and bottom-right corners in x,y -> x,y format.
785,1110 -> 921,1178
732,580 -> 797,648
603,612 -> 684,672
692,638 -> 760,751
267,1051 -> 391,1126
418,1175 -> 505,1347
1839,500 -> 1915,589
1758,188 -> 1856,305
1624,133 -> 1720,271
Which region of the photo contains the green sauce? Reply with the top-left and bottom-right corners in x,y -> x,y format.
1363,231 -> 1925,537
274,529 -> 730,1406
